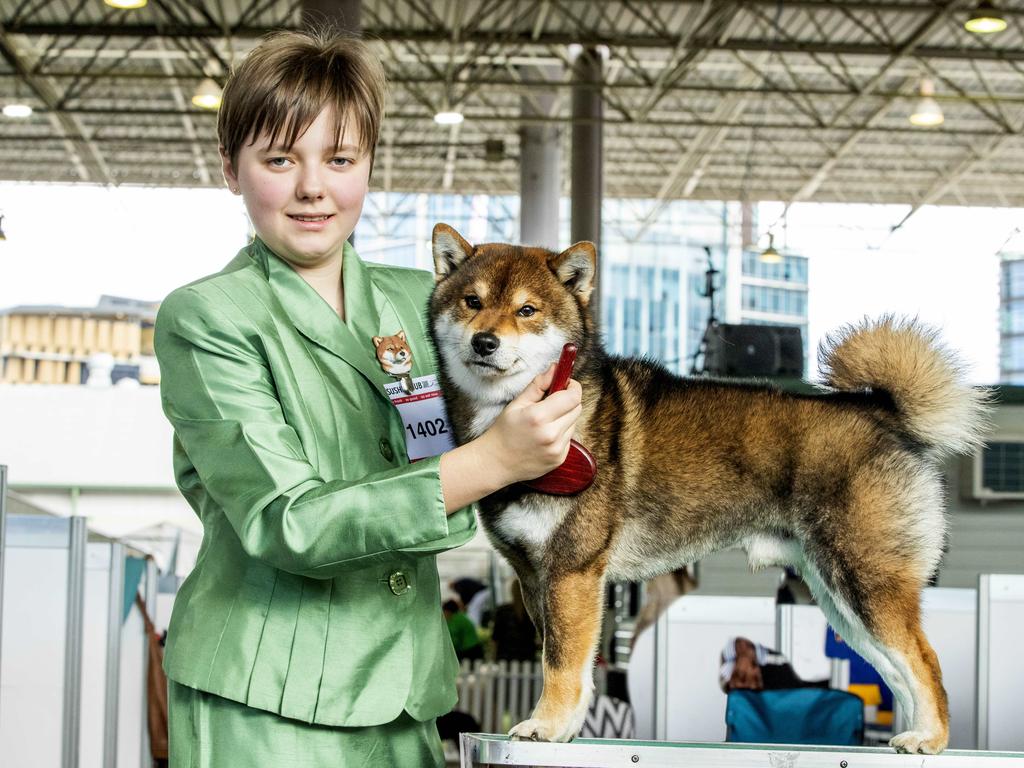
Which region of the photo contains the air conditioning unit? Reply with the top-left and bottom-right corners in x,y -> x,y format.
967,439 -> 1024,501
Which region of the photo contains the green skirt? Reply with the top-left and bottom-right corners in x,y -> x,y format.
169,680 -> 445,768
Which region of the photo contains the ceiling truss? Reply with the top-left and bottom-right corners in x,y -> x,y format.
3,0 -> 1024,208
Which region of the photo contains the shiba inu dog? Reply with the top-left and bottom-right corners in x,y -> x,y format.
427,223 -> 990,754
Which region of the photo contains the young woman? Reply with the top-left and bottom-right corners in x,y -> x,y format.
155,29 -> 582,767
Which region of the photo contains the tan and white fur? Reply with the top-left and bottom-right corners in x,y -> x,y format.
427,223 -> 991,753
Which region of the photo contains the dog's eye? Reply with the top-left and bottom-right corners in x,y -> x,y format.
465,295 -> 482,310
517,305 -> 537,318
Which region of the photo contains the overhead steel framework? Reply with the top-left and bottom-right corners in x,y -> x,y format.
4,0 -> 1024,207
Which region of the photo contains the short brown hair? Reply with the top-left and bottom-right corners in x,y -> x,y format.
217,30 -> 386,169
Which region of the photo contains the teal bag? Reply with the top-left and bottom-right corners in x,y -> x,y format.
726,688 -> 864,746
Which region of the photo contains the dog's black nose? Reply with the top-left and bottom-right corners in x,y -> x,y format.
471,332 -> 500,356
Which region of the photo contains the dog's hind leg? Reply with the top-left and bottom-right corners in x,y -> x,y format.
800,559 -> 916,726
870,593 -> 949,754
797,454 -> 949,752
801,550 -> 947,752
508,564 -> 606,743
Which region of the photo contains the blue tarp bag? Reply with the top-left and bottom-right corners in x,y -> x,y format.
726,688 -> 864,746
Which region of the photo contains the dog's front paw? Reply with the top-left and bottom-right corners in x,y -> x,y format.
890,730 -> 947,754
508,717 -> 575,743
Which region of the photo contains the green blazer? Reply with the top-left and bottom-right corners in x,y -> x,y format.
154,237 -> 476,728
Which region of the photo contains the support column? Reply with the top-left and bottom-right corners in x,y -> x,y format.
520,69 -> 561,250
301,0 -> 361,32
571,48 -> 603,323
300,0 -> 363,246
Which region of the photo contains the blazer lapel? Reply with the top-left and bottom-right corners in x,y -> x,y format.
341,242 -> 437,382
255,238 -> 392,399
366,270 -> 438,379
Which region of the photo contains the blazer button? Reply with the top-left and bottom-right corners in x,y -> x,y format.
388,571 -> 410,596
379,437 -> 394,462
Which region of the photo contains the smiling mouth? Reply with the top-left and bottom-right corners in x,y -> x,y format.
471,360 -> 503,371
288,214 -> 334,222
469,357 -> 524,375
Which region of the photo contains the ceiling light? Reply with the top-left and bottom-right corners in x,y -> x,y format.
759,234 -> 783,264
191,77 -> 222,110
3,103 -> 32,118
909,78 -> 944,127
965,1 -> 1007,34
104,0 -> 147,7
434,110 -> 464,125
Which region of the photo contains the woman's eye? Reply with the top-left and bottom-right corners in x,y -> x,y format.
267,157 -> 290,168
465,295 -> 482,310
330,157 -> 353,167
517,305 -> 537,318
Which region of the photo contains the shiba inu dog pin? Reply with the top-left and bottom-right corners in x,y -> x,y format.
373,330 -> 414,392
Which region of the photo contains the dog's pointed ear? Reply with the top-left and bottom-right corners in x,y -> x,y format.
549,241 -> 597,304
432,223 -> 474,282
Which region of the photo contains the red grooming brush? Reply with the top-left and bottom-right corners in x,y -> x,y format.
522,343 -> 597,495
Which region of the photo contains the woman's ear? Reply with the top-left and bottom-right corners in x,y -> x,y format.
220,147 -> 240,195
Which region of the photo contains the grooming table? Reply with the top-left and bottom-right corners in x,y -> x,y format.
460,734 -> 1024,768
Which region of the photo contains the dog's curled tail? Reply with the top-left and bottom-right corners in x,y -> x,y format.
818,316 -> 992,458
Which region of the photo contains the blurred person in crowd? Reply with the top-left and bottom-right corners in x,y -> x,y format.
491,580 -> 538,662
444,599 -> 484,661
720,637 -> 828,692
451,576 -> 492,627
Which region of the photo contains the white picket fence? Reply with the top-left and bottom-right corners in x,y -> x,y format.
454,659 -> 609,734
455,659 -> 544,733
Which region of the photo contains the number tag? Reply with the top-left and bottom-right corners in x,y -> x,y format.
384,374 -> 455,461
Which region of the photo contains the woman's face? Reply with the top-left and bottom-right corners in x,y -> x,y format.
222,108 -> 371,270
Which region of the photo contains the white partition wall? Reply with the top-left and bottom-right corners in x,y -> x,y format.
654,595 -> 776,742
119,556 -> 157,768
80,541 -> 127,768
0,465 -> 6,727
775,604 -> 831,683
627,615 -> 657,739
0,514 -> 87,768
977,574 -> 1024,751
921,588 -> 977,749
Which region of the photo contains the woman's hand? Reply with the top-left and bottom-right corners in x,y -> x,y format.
476,365 -> 583,487
439,365 -> 583,512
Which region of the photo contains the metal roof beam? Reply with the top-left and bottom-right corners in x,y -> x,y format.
784,1 -> 959,207
633,1 -> 739,120
16,69 -> 1024,109
153,37 -> 212,185
891,134 -> 1013,231
631,56 -> 772,240
0,22 -> 113,183
33,105 -> 1011,139
11,22 -> 1024,64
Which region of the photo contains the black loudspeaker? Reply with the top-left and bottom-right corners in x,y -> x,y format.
704,323 -> 804,377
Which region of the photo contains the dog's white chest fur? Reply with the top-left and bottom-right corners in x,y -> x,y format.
467,402 -> 504,439
492,498 -> 570,553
